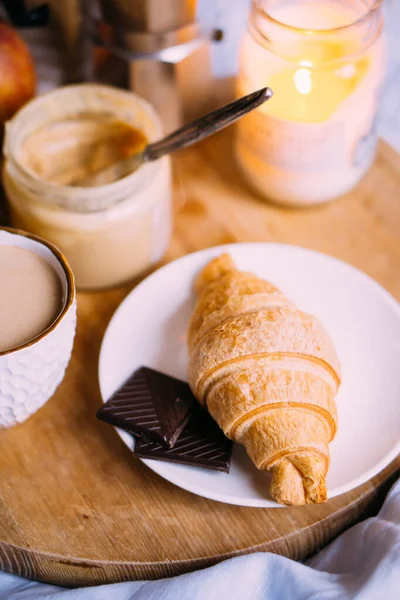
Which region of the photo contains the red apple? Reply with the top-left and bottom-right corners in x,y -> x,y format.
0,20 -> 36,126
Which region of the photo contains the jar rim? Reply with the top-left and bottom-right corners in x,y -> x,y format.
251,0 -> 383,35
3,84 -> 164,214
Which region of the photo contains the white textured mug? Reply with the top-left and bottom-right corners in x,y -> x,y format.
0,227 -> 77,427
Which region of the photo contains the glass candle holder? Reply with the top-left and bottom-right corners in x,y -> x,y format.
235,0 -> 386,207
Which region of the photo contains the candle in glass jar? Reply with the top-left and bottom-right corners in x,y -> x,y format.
236,0 -> 386,206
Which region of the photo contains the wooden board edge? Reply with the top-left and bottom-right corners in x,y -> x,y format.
1,460 -> 397,587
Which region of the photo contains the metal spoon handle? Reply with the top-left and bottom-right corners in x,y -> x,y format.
144,87 -> 273,162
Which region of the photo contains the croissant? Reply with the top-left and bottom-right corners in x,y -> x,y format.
187,254 -> 341,506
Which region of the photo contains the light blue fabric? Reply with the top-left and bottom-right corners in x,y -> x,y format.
0,478 -> 399,599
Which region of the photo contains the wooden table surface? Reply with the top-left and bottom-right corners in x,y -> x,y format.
0,131 -> 399,586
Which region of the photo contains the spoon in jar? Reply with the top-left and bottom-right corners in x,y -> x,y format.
74,87 -> 273,187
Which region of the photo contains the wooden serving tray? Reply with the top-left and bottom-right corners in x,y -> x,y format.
0,133 -> 399,587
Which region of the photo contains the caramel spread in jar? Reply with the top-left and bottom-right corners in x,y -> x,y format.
20,117 -> 147,186
3,85 -> 172,290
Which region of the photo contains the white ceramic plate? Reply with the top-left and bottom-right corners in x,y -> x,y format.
99,243 -> 400,507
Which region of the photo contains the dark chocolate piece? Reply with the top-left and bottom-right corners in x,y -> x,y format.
97,367 -> 193,447
133,406 -> 233,473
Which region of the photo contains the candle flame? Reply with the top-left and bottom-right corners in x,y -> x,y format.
294,68 -> 312,95
299,60 -> 313,68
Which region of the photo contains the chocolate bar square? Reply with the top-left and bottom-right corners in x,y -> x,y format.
134,406 -> 233,473
97,366 -> 194,447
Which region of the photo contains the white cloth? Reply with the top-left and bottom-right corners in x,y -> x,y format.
0,478 -> 399,599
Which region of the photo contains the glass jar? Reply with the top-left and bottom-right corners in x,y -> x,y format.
3,84 -> 172,290
236,0 -> 386,206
